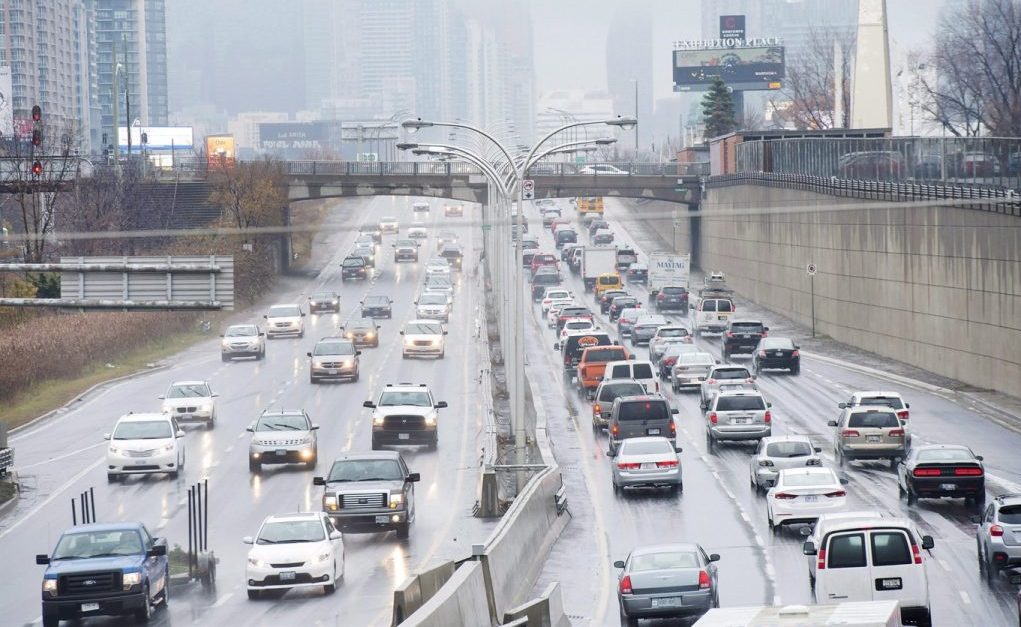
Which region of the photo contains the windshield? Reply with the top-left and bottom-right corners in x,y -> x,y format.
347,319 -> 375,330
916,448 -> 975,463
257,520 -> 325,544
53,529 -> 142,559
313,341 -> 355,356
255,413 -> 309,431
167,383 -> 210,398
662,287 -> 687,295
599,382 -> 645,402
419,294 -> 447,305
396,240 -> 416,247
113,420 -> 172,440
364,296 -> 388,305
343,258 -> 364,267
311,292 -> 336,300
379,391 -> 432,407
731,322 -> 764,333
225,325 -> 258,337
533,273 -> 559,284
327,459 -> 403,482
406,323 -> 442,335
859,396 -> 905,409
630,551 -> 698,571
584,348 -> 627,362
268,305 -> 300,317
678,353 -> 713,365
657,328 -> 688,337
760,337 -> 795,349
714,368 -> 750,380
566,321 -> 591,330
766,441 -> 813,458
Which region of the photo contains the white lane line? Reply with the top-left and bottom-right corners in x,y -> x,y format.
0,456 -> 104,540
210,592 -> 234,608
15,442 -> 106,471
224,444 -> 234,454
937,558 -> 951,572
155,517 -> 170,531
959,590 -> 971,605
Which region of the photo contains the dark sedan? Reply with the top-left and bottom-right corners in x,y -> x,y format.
654,286 -> 689,311
615,543 -> 720,625
598,289 -> 629,314
308,291 -> 340,314
341,256 -> 368,280
360,295 -> 393,319
898,444 -> 985,510
626,263 -> 648,284
531,268 -> 561,302
753,337 -> 800,374
609,296 -> 640,322
342,317 -> 381,348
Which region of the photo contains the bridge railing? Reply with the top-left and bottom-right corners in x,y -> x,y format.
736,136 -> 1021,190
285,160 -> 707,178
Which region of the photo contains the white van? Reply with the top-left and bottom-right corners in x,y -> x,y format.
602,359 -> 658,395
693,297 -> 735,336
805,517 -> 933,626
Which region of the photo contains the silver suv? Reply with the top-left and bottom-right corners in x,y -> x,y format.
976,494 -> 1021,577
827,407 -> 906,468
220,324 -> 266,361
700,365 -> 755,409
247,409 -> 318,472
705,390 -> 772,449
308,337 -> 361,383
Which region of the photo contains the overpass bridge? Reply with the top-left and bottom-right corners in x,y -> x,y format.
283,161 -> 705,206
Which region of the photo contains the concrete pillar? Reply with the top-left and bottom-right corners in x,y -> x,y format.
851,0 -> 893,129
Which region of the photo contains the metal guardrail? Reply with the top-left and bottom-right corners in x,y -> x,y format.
736,137 -> 1021,190
708,171 -> 1021,217
284,161 -> 705,178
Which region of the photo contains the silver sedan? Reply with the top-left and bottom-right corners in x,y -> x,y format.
610,437 -> 682,493
749,435 -> 823,492
614,543 -> 720,625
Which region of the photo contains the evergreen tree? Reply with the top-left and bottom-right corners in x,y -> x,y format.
701,78 -> 737,141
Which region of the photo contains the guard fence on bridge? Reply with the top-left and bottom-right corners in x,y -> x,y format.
284,160 -> 707,178
736,136 -> 1021,190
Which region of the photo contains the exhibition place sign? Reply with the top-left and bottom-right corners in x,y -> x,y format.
673,37 -> 782,50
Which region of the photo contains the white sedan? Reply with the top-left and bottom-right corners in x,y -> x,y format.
245,512 -> 344,599
541,289 -> 572,314
425,258 -> 451,276
766,467 -> 847,533
546,299 -> 576,328
559,317 -> 596,343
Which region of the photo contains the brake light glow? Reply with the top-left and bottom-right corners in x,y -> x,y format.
698,570 -> 711,589
954,467 -> 983,476
761,331 -> 768,338
670,421 -> 676,435
619,575 -> 633,595
611,424 -> 619,437
709,412 -> 718,424
759,350 -> 766,358
897,410 -> 909,420
707,378 -> 716,384
792,350 -> 800,357
774,493 -> 797,500
817,549 -> 827,570
911,543 -> 923,564
824,490 -> 846,498
991,525 -> 1004,537
657,293 -> 665,301
656,460 -> 679,468
617,462 -> 640,470
726,331 -> 734,337
593,404 -> 601,414
842,429 -> 860,438
913,467 -> 942,477
764,411 -> 772,423
889,429 -> 905,437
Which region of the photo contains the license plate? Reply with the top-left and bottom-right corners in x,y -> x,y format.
179,413 -> 192,419
81,603 -> 99,612
647,428 -> 661,435
328,369 -> 338,375
878,577 -> 902,590
375,515 -> 391,524
940,483 -> 957,490
398,433 -> 410,440
651,597 -> 682,608
804,495 -> 819,503
280,571 -> 296,581
641,462 -> 656,470
867,435 -> 882,443
732,418 -> 749,424
1010,573 -> 1021,585
717,315 -> 727,321
276,449 -> 287,456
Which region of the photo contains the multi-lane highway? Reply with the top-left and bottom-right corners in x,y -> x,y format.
527,198 -> 1021,626
0,196 -> 497,626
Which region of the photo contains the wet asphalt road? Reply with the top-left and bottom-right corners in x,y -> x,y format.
0,196 -> 497,627
526,199 -> 1021,626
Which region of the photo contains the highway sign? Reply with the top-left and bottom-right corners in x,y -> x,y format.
807,262 -> 817,276
522,179 -> 535,200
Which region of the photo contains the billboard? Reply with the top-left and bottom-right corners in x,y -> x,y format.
719,15 -> 746,40
259,122 -> 330,152
117,126 -> 193,151
206,135 -> 236,168
673,45 -> 785,92
0,66 -> 12,139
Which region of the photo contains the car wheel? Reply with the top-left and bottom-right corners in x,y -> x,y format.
620,603 -> 638,627
169,468 -> 179,479
791,364 -> 800,375
889,457 -> 898,470
134,583 -> 153,622
298,331 -> 304,338
310,375 -> 318,384
371,437 -> 379,450
249,459 -> 261,473
428,435 -> 438,451
308,453 -> 318,468
906,485 -> 917,505
396,522 -> 410,539
247,589 -> 261,600
161,568 -> 170,606
915,609 -> 932,627
835,448 -> 845,468
612,482 -> 621,495
706,432 -> 716,452
221,354 -> 229,362
107,472 -> 118,483
353,371 -> 360,382
258,349 -> 265,360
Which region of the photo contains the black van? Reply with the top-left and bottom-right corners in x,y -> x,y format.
555,331 -> 612,379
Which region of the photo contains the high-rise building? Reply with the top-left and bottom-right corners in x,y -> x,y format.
95,0 -> 169,151
606,3 -> 653,152
0,0 -> 99,150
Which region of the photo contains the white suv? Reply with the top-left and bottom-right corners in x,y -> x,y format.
105,413 -> 185,482
159,380 -> 218,429
264,304 -> 306,338
364,383 -> 448,450
401,320 -> 447,359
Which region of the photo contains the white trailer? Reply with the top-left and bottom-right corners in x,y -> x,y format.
580,247 -> 617,292
648,253 -> 691,300
694,601 -> 902,627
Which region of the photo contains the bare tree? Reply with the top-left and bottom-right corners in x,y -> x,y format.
912,0 -> 1021,137
208,157 -> 288,231
770,28 -> 855,130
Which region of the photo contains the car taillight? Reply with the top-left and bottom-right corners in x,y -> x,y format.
707,378 -> 716,384
657,460 -> 679,468
774,493 -> 797,500
911,543 -> 923,564
913,467 -> 942,477
842,429 -> 860,438
817,548 -> 827,570
764,411 -> 772,423
619,575 -> 633,595
824,490 -> 846,498
791,350 -> 800,357
670,421 -> 676,435
759,350 -> 766,358
991,525 -> 1005,537
889,429 -> 905,437
593,404 -> 601,414
954,467 -> 983,476
897,410 -> 909,420
761,331 -> 768,338
709,412 -> 718,424
726,331 -> 734,337
657,293 -> 665,301
611,424 -> 619,437
698,570 -> 711,590
617,462 -> 640,470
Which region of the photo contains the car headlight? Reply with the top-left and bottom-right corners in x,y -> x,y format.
109,445 -> 122,455
162,442 -> 175,453
42,578 -> 58,593
365,332 -> 375,339
221,339 -> 230,348
425,414 -> 437,426
758,460 -> 774,467
122,571 -> 142,587
389,493 -> 403,509
346,332 -> 354,339
247,557 -> 266,568
315,551 -> 332,563
324,495 -> 338,510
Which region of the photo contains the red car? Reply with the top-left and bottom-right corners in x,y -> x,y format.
530,253 -> 559,276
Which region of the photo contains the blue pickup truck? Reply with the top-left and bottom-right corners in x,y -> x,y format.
36,522 -> 169,626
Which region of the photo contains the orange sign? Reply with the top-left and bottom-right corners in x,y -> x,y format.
206,135 -> 236,168
578,336 -> 599,347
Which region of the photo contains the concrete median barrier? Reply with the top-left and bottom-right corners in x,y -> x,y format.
391,560 -> 457,625
396,561 -> 492,627
501,582 -> 570,627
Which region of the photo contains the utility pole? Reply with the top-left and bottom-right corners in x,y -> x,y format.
111,39 -> 119,162
634,80 -> 639,152
123,36 -> 131,158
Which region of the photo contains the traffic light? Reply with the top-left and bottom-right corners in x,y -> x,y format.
31,161 -> 43,176
31,105 -> 41,122
31,129 -> 42,147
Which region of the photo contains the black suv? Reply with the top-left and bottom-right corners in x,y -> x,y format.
654,286 -> 689,311
723,320 -> 769,359
361,295 -> 393,319
341,256 -> 368,280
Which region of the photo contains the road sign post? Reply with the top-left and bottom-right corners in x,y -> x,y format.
522,179 -> 535,201
807,263 -> 817,338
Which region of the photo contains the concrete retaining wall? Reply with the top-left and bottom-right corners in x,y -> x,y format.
693,184 -> 1021,398
397,561 -> 492,627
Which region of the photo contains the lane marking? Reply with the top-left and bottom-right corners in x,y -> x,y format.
959,590 -> 971,605
15,442 -> 106,471
0,456 -> 104,540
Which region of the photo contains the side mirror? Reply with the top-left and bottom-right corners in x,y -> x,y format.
176,430 -> 185,438
970,515 -> 982,524
218,334 -> 224,338
148,544 -> 167,557
794,345 -> 800,350
157,395 -> 165,400
827,420 -> 838,427
675,446 -> 683,453
814,447 -> 822,453
400,331 -> 405,335
976,455 -> 984,461
613,560 -> 626,569
259,332 -> 265,337
715,360 -> 721,365
607,448 -> 616,458
802,541 -> 817,556
306,352 -> 312,357
301,312 -> 307,317
905,403 -> 911,409
242,536 -> 254,545
329,530 -> 342,540
921,535 -> 935,550
553,343 -> 560,351
103,433 -> 111,440
709,553 -> 721,562
363,401 -> 376,408
245,426 -> 254,432
407,472 -> 421,483
764,327 -> 770,331
838,402 -> 847,409
313,477 -> 326,486
671,408 -> 679,414
212,393 -> 219,398
767,402 -> 772,408
839,477 -> 849,485
263,315 -> 268,319
36,555 -> 50,565
443,331 -> 449,335
311,424 -> 320,430
355,351 -> 362,356
435,401 -> 448,409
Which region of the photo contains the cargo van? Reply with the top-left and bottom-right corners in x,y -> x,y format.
602,359 -> 658,395
804,517 -> 933,626
693,297 -> 735,336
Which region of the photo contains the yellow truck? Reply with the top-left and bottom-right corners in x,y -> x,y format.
576,197 -> 605,216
